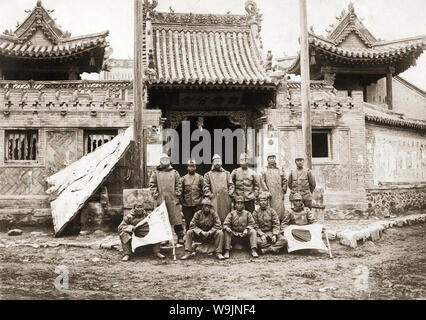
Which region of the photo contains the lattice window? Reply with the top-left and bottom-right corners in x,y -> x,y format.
5,130 -> 38,161
84,130 -> 118,154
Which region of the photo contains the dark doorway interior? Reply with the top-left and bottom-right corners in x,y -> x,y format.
173,116 -> 244,177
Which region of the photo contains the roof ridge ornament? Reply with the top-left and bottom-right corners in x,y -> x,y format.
143,0 -> 158,18
348,2 -> 355,13
245,1 -> 259,16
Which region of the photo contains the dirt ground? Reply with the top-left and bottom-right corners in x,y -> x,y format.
0,223 -> 425,300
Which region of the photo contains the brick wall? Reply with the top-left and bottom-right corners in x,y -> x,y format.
365,123 -> 426,215
268,84 -> 368,217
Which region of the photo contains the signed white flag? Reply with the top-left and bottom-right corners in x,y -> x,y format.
284,223 -> 328,253
131,201 -> 174,252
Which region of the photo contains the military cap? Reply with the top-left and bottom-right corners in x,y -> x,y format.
212,154 -> 222,161
201,198 -> 213,206
187,159 -> 196,165
235,196 -> 244,203
239,153 -> 249,160
267,152 -> 277,158
160,153 -> 170,159
259,191 -> 271,200
295,154 -> 305,160
292,193 -> 303,201
133,201 -> 144,208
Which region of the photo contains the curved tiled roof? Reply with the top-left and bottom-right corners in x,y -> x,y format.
287,3 -> 426,76
309,34 -> 425,61
143,1 -> 274,86
0,1 -> 109,61
149,27 -> 270,85
287,34 -> 426,74
364,103 -> 426,131
0,32 -> 109,59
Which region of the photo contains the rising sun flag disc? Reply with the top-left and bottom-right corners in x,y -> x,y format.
284,223 -> 329,253
131,201 -> 174,252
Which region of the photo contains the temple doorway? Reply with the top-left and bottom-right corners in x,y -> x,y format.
173,116 -> 245,177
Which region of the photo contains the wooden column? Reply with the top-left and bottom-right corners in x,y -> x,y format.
133,0 -> 145,188
386,68 -> 394,110
299,0 -> 312,169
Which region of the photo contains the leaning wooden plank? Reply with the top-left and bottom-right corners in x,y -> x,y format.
46,126 -> 133,236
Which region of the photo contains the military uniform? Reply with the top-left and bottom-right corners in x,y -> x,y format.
288,168 -> 316,209
181,172 -> 204,230
230,167 -> 260,213
204,165 -> 234,223
252,206 -> 286,253
260,164 -> 287,217
184,206 -> 224,254
223,207 -> 257,251
118,209 -> 160,256
149,164 -> 184,237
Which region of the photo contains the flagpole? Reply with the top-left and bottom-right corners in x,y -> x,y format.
299,0 -> 312,169
324,228 -> 333,258
171,232 -> 177,261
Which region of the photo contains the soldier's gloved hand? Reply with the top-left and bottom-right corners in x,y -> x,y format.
272,235 -> 277,243
224,227 -> 232,234
243,229 -> 248,236
261,235 -> 267,243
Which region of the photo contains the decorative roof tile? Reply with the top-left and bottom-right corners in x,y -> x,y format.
0,1 -> 109,60
0,32 -> 109,59
287,2 -> 426,75
143,1 -> 274,86
364,103 -> 426,131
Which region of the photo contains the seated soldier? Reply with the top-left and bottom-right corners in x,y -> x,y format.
118,202 -> 166,262
252,191 -> 287,254
223,196 -> 258,259
280,192 -> 317,244
181,198 -> 225,261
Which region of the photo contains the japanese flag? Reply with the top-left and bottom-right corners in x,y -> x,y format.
284,223 -> 328,253
131,201 -> 174,252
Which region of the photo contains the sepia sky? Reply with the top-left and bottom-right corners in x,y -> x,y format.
0,0 -> 425,89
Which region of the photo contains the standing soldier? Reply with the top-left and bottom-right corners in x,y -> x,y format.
118,202 -> 165,261
180,159 -> 204,232
230,153 -> 260,213
223,196 -> 258,259
252,192 -> 286,254
288,155 -> 316,209
149,153 -> 185,245
204,154 -> 234,223
181,198 -> 225,261
260,152 -> 287,218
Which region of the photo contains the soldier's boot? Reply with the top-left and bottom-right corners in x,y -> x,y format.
181,252 -> 193,260
216,253 -> 225,260
251,249 -> 259,258
155,252 -> 166,260
223,250 -> 230,259
122,255 -> 130,262
177,234 -> 185,245
260,248 -> 270,254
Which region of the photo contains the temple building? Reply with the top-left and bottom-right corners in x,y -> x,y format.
0,1 -> 425,230
0,1 -> 109,81
0,1 -> 134,228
